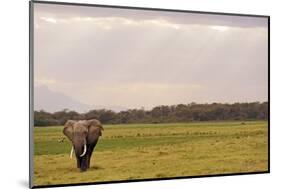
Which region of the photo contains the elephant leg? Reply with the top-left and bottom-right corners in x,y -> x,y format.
80,156 -> 88,172
87,142 -> 97,168
86,145 -> 94,169
76,157 -> 81,168
83,146 -> 91,170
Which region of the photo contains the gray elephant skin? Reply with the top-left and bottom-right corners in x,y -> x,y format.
63,119 -> 103,172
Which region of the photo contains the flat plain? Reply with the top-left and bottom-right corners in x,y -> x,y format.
33,121 -> 268,186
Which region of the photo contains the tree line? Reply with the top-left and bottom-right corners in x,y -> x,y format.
34,102 -> 268,126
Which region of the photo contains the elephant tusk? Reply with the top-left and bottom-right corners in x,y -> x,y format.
80,144 -> 87,157
70,146 -> 74,159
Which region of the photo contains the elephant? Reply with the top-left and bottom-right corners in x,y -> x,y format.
63,119 -> 103,172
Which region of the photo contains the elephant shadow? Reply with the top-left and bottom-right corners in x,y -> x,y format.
88,165 -> 104,171
66,165 -> 104,173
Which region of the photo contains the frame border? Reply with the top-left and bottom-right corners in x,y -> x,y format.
29,1 -> 270,188
29,1 -> 34,188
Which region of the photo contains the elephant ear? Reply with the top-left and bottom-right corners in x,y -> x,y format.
63,120 -> 75,141
87,119 -> 103,143
86,119 -> 103,130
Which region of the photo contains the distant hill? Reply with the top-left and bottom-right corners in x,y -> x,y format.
92,105 -> 128,112
34,85 -> 91,113
34,85 -> 127,113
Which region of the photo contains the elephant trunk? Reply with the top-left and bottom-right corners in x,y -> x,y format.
71,138 -> 88,171
69,145 -> 85,159
73,139 -> 87,158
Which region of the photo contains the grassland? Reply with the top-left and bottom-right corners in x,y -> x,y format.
33,121 -> 268,186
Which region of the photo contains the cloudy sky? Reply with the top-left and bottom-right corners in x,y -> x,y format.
34,3 -> 268,112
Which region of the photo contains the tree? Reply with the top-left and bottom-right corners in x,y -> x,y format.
34,101 -> 268,126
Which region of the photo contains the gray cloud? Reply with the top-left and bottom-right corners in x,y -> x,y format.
35,3 -> 267,28
34,3 -> 268,111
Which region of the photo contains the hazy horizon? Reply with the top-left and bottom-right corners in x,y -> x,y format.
34,4 -> 268,113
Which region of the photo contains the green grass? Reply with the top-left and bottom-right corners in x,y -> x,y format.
33,121 -> 268,186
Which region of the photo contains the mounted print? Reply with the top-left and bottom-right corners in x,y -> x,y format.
29,1 -> 269,188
